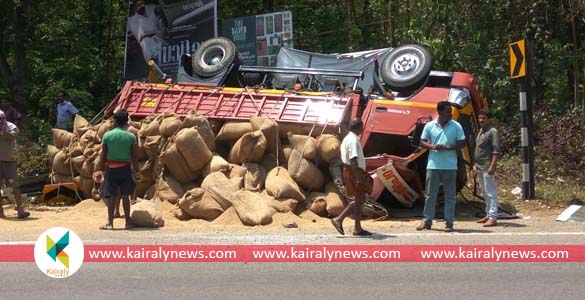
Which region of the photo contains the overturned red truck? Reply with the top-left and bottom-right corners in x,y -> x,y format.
107,37 -> 487,208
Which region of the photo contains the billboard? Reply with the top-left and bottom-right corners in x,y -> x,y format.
124,0 -> 217,81
223,11 -> 293,66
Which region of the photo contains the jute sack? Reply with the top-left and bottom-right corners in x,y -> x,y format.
79,128 -> 98,148
128,120 -> 141,130
227,164 -> 246,189
159,142 -> 200,184
71,156 -> 84,175
324,192 -> 345,217
52,128 -> 75,149
282,145 -> 293,164
47,145 -> 60,168
278,124 -> 310,138
135,178 -> 154,198
139,118 -> 160,137
307,192 -> 328,217
261,153 -> 278,173
317,134 -> 341,163
155,173 -> 185,204
287,133 -> 318,162
135,160 -> 156,197
201,154 -> 230,177
228,131 -> 267,164
265,167 -> 304,201
159,114 -> 183,137
175,128 -> 213,172
324,181 -> 343,195
243,163 -> 266,192
143,183 -> 156,200
172,205 -> 191,221
51,173 -> 74,183
216,122 -> 252,143
130,200 -> 165,228
251,116 -> 280,154
139,159 -> 156,183
73,115 -> 90,139
201,171 -> 239,210
69,141 -> 84,157
78,176 -> 94,199
208,120 -> 223,135
260,191 -> 299,213
136,136 -> 148,161
230,190 -> 276,226
288,149 -> 324,191
96,118 -> 114,140
178,188 -> 224,221
144,135 -> 163,159
52,150 -> 72,175
182,112 -> 216,151
83,144 -> 101,159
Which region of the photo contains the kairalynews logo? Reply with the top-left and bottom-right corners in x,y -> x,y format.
34,227 -> 84,278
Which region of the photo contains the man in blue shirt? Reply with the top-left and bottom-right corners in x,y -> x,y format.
55,91 -> 79,131
417,101 -> 465,232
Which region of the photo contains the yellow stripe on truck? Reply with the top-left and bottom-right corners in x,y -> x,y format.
373,100 -> 438,109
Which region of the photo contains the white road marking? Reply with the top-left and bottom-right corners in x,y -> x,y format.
2,232 -> 584,245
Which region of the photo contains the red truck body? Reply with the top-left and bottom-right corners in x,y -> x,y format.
107,39 -> 487,207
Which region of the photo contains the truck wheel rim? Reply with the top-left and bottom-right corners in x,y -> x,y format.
391,52 -> 421,77
200,46 -> 225,67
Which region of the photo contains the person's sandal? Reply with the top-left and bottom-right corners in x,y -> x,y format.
100,224 -> 114,230
331,219 -> 344,235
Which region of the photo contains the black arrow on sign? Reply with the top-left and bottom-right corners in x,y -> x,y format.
511,43 -> 524,77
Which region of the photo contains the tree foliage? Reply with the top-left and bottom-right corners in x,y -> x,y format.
0,0 -> 584,176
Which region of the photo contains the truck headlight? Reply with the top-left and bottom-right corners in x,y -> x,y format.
447,88 -> 470,109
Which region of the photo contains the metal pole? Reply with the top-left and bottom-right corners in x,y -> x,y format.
520,41 -> 535,200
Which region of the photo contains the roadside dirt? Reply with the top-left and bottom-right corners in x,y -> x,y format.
1,197 -> 583,243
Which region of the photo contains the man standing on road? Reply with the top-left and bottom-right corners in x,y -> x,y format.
55,91 -> 79,131
93,109 -> 140,230
331,118 -> 373,236
417,101 -> 465,232
474,109 -> 501,227
0,110 -> 29,219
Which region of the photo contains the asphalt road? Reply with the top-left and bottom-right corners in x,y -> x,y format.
3,262 -> 585,300
3,230 -> 585,300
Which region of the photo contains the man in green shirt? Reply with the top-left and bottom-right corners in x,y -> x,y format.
93,109 -> 140,230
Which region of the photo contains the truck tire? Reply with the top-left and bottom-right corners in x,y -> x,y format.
380,44 -> 433,93
192,37 -> 239,78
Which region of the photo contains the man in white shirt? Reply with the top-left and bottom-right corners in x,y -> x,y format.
331,118 -> 373,236
127,0 -> 163,63
0,110 -> 29,219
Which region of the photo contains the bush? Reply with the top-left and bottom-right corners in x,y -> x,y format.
533,108 -> 585,178
14,135 -> 49,178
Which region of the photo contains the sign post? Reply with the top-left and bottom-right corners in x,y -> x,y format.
509,39 -> 535,199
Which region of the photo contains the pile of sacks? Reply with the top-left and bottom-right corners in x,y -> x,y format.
48,112 -> 385,226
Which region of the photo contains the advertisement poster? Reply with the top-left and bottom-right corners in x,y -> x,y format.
124,0 -> 217,81
221,16 -> 257,66
223,11 -> 293,66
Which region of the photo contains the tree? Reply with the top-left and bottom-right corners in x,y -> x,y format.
0,0 -> 30,113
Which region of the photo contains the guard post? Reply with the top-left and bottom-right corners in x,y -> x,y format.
509,39 -> 535,199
